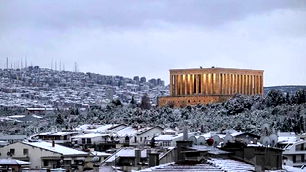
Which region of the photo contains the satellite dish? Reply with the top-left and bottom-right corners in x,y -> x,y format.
262,136 -> 271,146
212,135 -> 220,147
269,134 -> 278,147
223,133 -> 234,145
261,123 -> 271,136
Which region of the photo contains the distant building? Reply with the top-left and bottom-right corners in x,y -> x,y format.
140,77 -> 146,83
133,76 -> 140,83
158,67 -> 264,107
148,79 -> 157,86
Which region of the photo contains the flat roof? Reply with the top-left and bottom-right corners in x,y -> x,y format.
170,67 -> 264,75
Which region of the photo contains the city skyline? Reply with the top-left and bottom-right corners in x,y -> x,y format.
1,0 -> 306,86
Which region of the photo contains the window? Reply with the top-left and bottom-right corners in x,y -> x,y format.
82,138 -> 85,144
140,137 -> 142,142
9,149 -> 15,155
43,160 -> 49,167
293,155 -> 296,163
23,149 -> 28,155
87,138 -> 92,144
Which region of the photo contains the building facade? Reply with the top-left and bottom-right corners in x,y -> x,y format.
158,67 -> 264,107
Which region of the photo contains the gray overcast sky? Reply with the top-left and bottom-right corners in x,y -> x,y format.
0,0 -> 306,86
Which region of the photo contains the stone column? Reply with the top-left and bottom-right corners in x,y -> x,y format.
220,73 -> 223,94
201,73 -> 204,95
245,75 -> 248,95
247,75 -> 251,95
215,73 -> 220,95
242,75 -> 245,94
191,74 -> 194,94
260,75 -> 263,95
233,74 -> 236,94
237,74 -> 241,94
177,74 -> 180,96
223,73 -> 228,95
251,75 -> 254,95
188,74 -> 191,95
229,74 -> 232,95
203,73 -> 208,95
170,74 -> 173,96
212,73 -> 215,95
250,75 -> 253,95
249,75 -> 252,95
174,75 -> 178,96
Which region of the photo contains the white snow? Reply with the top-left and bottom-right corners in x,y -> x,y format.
91,151 -> 111,157
8,115 -> 25,118
72,133 -> 109,139
115,127 -> 138,137
32,114 -> 43,119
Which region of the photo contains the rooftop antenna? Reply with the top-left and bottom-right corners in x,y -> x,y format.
21,58 -> 23,69
74,62 -> 78,72
51,58 -> 53,70
25,57 -> 27,68
212,135 -> 221,147
6,57 -> 8,69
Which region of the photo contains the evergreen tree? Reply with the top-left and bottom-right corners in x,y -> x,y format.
56,114 -> 64,125
140,94 -> 151,109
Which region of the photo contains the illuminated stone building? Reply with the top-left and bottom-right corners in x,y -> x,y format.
158,67 -> 264,107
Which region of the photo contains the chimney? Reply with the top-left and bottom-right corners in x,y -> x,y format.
146,149 -> 151,158
52,140 -> 55,147
135,149 -> 141,166
149,153 -> 159,167
183,127 -> 188,141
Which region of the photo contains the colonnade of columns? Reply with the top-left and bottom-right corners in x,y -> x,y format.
170,73 -> 263,96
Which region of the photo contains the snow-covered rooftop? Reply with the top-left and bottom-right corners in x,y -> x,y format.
22,140 -> 87,156
71,133 -> 109,139
104,147 -> 147,163
90,151 -> 111,157
208,158 -> 255,171
0,159 -> 30,165
115,127 -> 138,137
155,133 -> 183,141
